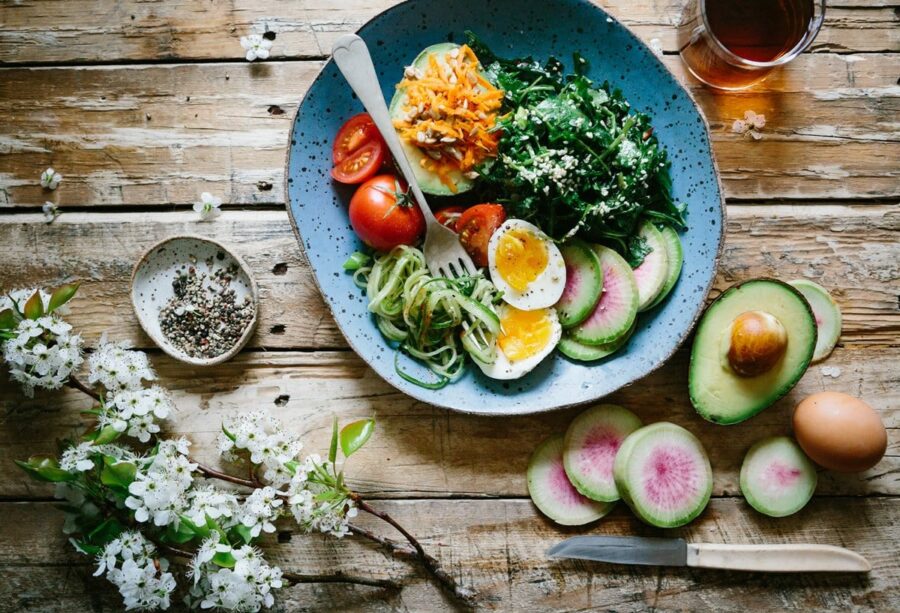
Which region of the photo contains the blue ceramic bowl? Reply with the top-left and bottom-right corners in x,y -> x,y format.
285,0 -> 724,415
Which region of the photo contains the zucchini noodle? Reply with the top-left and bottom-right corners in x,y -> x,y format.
348,246 -> 501,389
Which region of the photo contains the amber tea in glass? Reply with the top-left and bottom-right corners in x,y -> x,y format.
677,0 -> 826,90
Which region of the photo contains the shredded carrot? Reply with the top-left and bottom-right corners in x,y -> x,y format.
392,44 -> 503,192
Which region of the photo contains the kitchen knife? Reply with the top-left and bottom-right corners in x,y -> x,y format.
547,536 -> 871,573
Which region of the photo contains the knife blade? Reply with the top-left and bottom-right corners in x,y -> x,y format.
547,536 -> 871,573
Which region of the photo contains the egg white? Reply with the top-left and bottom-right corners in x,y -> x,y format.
474,305 -> 562,380
488,219 -> 567,311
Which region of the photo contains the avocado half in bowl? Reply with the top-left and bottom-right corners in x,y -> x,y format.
689,279 -> 817,425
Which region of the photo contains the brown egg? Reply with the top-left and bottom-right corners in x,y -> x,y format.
793,392 -> 887,473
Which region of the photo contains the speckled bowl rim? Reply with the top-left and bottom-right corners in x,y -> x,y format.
130,234 -> 260,367
284,0 -> 726,415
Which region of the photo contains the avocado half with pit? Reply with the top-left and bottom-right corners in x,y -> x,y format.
689,279 -> 817,425
389,43 -> 478,196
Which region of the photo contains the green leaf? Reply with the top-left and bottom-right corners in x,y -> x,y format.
165,520 -> 197,544
233,524 -> 254,545
70,539 -> 102,556
221,423 -> 236,442
92,425 -> 122,445
48,282 -> 79,312
100,458 -> 137,489
179,514 -> 211,539
0,308 -> 16,330
87,518 -> 124,545
340,418 -> 375,458
212,550 -> 236,568
15,456 -> 74,482
328,415 -> 339,464
23,290 -> 44,320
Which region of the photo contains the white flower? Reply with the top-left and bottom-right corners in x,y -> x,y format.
184,485 -> 240,528
2,315 -> 83,397
732,110 -> 766,140
189,543 -> 283,611
103,386 -> 174,443
40,167 -> 62,190
88,339 -> 156,393
60,441 -> 101,472
240,34 -> 273,62
42,201 -> 60,223
286,456 -> 354,538
238,486 -> 283,537
93,531 -> 175,611
218,411 -> 303,486
193,191 -> 222,221
125,438 -> 197,526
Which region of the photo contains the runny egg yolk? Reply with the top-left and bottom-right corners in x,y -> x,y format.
498,307 -> 554,362
496,228 -> 548,292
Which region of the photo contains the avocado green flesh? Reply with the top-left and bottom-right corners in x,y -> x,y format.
689,280 -> 816,425
389,42 -> 475,196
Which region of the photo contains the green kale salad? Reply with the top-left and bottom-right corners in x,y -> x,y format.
468,33 -> 686,265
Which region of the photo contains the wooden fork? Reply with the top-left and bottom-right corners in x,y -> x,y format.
331,34 -> 478,279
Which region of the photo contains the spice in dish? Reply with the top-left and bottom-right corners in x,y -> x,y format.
158,256 -> 254,359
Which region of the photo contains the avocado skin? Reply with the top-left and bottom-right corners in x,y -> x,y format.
689,278 -> 817,425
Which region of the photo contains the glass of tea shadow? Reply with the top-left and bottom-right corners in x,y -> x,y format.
677,0 -> 826,90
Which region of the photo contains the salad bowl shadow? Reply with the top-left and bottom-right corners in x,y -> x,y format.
285,0 -> 724,415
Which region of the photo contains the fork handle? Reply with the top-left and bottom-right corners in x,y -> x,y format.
331,34 -> 436,225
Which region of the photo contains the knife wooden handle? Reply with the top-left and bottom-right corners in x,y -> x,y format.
687,543 -> 871,573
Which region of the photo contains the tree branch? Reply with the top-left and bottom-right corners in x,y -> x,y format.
351,496 -> 478,608
67,375 -> 101,401
281,571 -> 400,590
194,461 -> 260,489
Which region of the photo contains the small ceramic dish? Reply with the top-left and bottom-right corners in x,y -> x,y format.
131,235 -> 259,366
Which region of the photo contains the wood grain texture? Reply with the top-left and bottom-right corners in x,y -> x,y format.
2,343 -> 896,499
1,498 -> 898,612
0,205 -> 895,350
1,55 -> 898,207
0,1 -> 896,64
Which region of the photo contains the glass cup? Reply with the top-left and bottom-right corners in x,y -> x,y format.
677,0 -> 826,90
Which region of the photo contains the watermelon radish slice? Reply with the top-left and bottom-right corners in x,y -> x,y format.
788,279 -> 841,362
555,239 -> 603,328
563,405 -> 643,502
558,322 -> 635,362
527,434 -> 615,525
570,245 -> 638,346
613,422 -> 712,528
646,226 -> 684,310
632,221 -> 669,312
740,436 -> 817,518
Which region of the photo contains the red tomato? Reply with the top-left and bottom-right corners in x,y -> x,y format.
456,204 -> 506,268
333,113 -> 381,164
349,175 -> 425,251
434,206 -> 466,230
331,140 -> 385,184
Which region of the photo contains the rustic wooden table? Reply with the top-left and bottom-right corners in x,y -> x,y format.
1,1 -> 898,611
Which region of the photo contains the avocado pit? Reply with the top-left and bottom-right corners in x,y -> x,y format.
726,310 -> 787,377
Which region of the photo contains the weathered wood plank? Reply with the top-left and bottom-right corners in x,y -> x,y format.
2,343 -> 896,499
1,498 -> 898,611
0,55 -> 898,207
0,205 -> 895,350
0,0 -> 895,64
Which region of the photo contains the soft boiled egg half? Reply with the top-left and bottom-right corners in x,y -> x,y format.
488,219 -> 566,311
475,304 -> 562,380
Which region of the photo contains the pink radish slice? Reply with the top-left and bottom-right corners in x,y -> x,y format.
570,245 -> 638,346
740,436 -> 817,517
613,422 -> 712,528
632,221 -> 669,311
555,240 -> 603,328
527,434 -> 615,526
563,405 -> 643,501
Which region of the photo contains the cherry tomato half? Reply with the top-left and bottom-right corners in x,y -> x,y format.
434,206 -> 466,231
456,204 -> 506,268
331,140 -> 385,184
333,113 -> 381,164
349,175 -> 425,252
